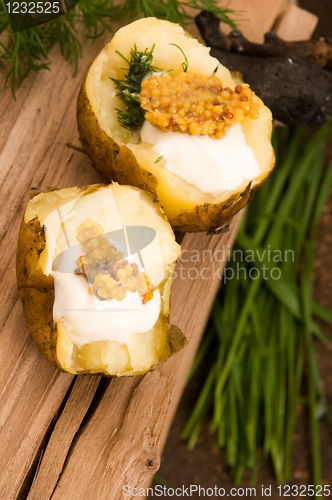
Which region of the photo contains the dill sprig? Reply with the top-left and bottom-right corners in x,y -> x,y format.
169,43 -> 188,72
0,0 -> 236,98
111,45 -> 160,131
0,0 -> 118,97
119,0 -> 237,28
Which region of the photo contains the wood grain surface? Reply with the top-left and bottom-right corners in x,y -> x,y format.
0,2 -> 316,499
275,5 -> 318,40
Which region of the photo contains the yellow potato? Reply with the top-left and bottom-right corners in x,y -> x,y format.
16,183 -> 186,376
77,18 -> 275,232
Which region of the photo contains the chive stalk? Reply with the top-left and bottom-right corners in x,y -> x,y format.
183,123 -> 332,486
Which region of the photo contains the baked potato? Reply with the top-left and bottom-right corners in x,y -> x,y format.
16,183 -> 185,376
77,18 -> 275,233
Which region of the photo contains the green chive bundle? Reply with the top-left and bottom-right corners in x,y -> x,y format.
183,123 -> 332,487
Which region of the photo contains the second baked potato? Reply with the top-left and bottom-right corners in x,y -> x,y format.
17,183 -> 185,376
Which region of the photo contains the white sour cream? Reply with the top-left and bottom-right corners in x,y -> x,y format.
52,270 -> 161,347
140,121 -> 260,197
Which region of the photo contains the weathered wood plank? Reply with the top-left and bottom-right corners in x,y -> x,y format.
275,5 -> 318,40
49,216 -> 244,500
221,0 -> 286,42
27,375 -> 102,500
0,352 -> 72,499
0,35 -> 107,500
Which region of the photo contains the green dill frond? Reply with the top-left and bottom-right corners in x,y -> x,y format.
119,0 -> 236,28
111,45 -> 160,132
113,88 -> 144,130
119,44 -> 160,94
0,0 -> 119,97
0,0 -> 236,98
169,43 -> 188,72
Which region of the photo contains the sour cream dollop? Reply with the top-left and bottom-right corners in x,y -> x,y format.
52,268 -> 161,347
141,121 -> 260,197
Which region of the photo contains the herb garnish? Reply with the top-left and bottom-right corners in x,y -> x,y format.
169,43 -> 188,72
111,45 -> 160,131
155,155 -> 164,163
0,0 -> 117,97
0,0 -> 236,98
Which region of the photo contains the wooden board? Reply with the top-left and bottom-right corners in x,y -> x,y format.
220,0 -> 317,43
274,5 -> 318,41
0,3 -> 316,499
221,0 -> 286,42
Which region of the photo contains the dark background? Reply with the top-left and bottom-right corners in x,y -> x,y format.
152,1 -> 332,497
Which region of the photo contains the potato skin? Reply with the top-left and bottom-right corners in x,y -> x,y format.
16,216 -> 62,370
169,182 -> 260,233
